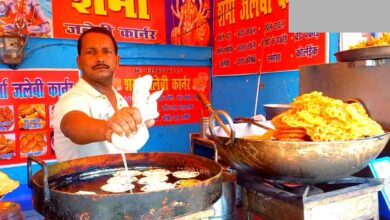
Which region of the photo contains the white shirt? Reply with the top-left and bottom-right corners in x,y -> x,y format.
53,78 -> 129,162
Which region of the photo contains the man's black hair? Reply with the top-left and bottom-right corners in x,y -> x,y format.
77,27 -> 118,55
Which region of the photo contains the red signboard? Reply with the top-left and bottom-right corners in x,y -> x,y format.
52,0 -> 166,44
115,66 -> 210,125
213,0 -> 327,75
0,69 -> 79,165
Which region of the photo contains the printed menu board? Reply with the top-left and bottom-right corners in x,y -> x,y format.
0,69 -> 79,165
213,0 -> 327,75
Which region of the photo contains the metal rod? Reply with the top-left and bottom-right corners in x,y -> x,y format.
254,72 -> 262,117
254,29 -> 266,117
196,92 -> 232,137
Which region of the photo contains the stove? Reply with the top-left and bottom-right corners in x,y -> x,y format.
239,173 -> 383,220
190,133 -> 384,220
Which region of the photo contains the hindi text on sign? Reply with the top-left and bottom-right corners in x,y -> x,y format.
72,0 -> 150,19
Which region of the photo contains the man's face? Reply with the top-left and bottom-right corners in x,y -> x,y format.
77,32 -> 119,87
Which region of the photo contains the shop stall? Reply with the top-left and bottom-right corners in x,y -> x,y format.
0,0 -> 389,219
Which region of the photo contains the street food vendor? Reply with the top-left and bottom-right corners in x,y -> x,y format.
53,27 -> 156,162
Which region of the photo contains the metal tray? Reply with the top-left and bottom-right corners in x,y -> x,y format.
335,45 -> 390,62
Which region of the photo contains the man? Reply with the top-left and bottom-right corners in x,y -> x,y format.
53,27 -> 153,162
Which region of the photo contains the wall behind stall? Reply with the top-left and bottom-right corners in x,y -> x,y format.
211,71 -> 299,119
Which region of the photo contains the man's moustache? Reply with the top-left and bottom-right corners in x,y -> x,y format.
92,64 -> 109,69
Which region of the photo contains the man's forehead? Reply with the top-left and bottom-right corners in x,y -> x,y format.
81,33 -> 115,48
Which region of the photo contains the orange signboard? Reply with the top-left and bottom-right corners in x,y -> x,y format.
52,0 -> 166,44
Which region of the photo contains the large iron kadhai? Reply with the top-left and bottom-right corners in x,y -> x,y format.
28,152 -> 222,220
207,123 -> 390,184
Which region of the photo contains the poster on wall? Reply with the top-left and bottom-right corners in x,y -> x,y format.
0,0 -> 53,37
165,0 -> 213,46
0,69 -> 79,165
213,0 -> 327,75
52,0 -> 167,44
115,65 -> 210,125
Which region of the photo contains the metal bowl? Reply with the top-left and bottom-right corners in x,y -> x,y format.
334,45 -> 390,62
207,123 -> 390,184
263,104 -> 292,120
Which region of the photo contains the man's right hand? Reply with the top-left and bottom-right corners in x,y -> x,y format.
105,107 -> 142,142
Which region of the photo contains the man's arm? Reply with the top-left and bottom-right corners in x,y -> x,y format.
60,110 -> 106,145
60,107 -> 143,145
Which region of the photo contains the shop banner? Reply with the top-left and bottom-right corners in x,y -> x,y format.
52,0 -> 167,44
213,0 -> 327,75
115,66 -> 210,125
0,69 -> 79,165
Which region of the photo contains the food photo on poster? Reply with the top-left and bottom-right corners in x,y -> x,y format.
17,104 -> 46,130
0,133 -> 15,160
0,105 -> 14,131
19,131 -> 47,158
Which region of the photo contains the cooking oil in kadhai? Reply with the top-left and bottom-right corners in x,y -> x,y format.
49,167 -> 208,194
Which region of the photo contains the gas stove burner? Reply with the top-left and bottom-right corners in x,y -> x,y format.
261,176 -> 374,198
262,179 -> 324,197
240,176 -> 325,198
238,173 -> 384,220
237,172 -> 381,199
